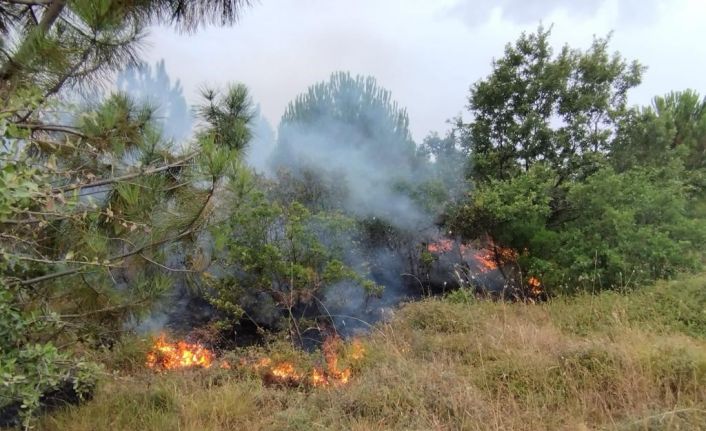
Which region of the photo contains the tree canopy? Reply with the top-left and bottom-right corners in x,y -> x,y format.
464,26 -> 643,183
274,71 -> 417,170
448,27 -> 705,294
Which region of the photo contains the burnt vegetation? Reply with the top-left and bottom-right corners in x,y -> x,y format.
0,2 -> 704,430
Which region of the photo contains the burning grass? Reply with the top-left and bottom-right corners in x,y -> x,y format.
145,334 -> 365,390
247,336 -> 365,388
146,335 -> 214,371
38,273 -> 706,431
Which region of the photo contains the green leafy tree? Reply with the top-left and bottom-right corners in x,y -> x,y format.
416,129 -> 468,206
449,162 -> 705,292
0,286 -> 99,429
551,163 -> 705,289
449,28 -> 704,294
463,26 -> 643,183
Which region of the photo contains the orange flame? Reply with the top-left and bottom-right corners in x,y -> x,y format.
271,362 -> 301,380
253,357 -> 272,369
350,339 -> 364,361
146,334 -> 365,387
427,239 -> 454,254
245,336 -> 365,387
427,237 -> 518,273
310,368 -> 327,386
146,334 -> 214,370
528,276 -> 543,296
472,245 -> 517,273
314,335 -> 353,386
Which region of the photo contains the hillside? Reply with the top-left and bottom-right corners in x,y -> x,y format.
36,274 -> 706,431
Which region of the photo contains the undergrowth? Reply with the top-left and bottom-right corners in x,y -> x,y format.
30,274 -> 706,431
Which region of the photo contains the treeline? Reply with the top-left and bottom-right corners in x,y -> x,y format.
0,2 -> 704,426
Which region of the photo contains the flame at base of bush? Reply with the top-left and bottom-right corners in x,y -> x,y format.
528,276 -> 543,296
146,335 -> 214,370
427,236 -> 545,298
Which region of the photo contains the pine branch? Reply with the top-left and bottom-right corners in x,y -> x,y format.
35,0 -> 62,32
15,122 -> 87,137
15,44 -> 94,122
58,298 -> 151,319
17,172 -> 220,287
25,5 -> 38,25
0,0 -> 65,81
51,152 -> 198,193
10,254 -> 123,268
16,226 -> 198,286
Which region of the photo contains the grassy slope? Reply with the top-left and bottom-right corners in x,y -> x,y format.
37,275 -> 706,431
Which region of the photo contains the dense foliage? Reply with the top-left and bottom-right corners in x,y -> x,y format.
465,27 -> 641,182
449,27 -> 706,293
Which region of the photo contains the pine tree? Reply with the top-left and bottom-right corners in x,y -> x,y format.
0,1 -> 252,425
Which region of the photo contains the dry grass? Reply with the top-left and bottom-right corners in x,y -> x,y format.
36,275 -> 706,430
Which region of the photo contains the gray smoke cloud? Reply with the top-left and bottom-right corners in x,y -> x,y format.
264,73 -> 448,336
116,59 -> 193,144
324,248 -> 412,337
273,125 -> 429,230
269,71 -> 434,228
245,105 -> 277,173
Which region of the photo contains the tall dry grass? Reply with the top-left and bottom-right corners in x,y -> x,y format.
36,275 -> 706,430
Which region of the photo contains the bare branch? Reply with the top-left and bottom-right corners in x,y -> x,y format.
0,0 -> 53,7
14,122 -> 87,137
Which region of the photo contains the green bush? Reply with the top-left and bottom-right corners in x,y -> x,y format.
0,289 -> 99,428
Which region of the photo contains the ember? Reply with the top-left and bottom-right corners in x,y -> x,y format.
146,334 -> 214,370
426,236 -> 547,300
427,237 -> 518,273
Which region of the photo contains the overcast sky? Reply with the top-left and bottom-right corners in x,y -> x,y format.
144,0 -> 706,141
